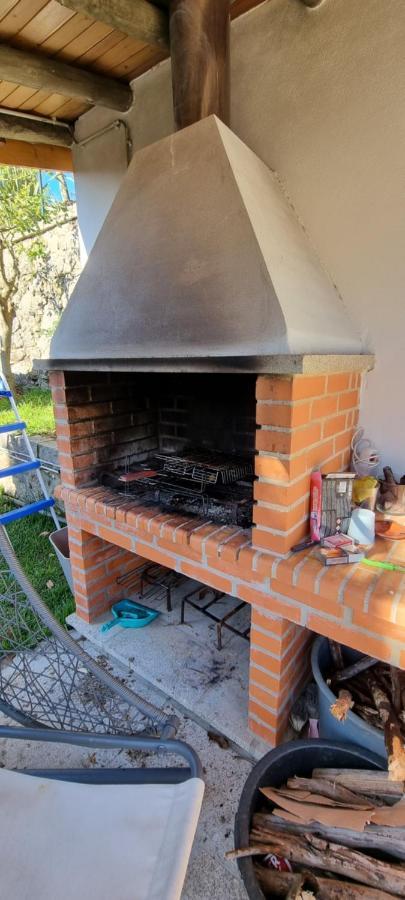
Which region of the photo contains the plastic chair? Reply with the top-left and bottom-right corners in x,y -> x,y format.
0,525 -> 204,898
0,725 -> 204,900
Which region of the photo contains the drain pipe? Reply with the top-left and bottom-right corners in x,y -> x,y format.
169,0 -> 230,131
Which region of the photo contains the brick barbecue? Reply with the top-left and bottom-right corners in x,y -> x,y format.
42,1 -> 402,747
48,363 -> 405,747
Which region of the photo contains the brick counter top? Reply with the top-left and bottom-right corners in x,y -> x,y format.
61,484 -> 405,670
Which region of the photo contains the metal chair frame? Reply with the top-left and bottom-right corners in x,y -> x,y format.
0,724 -> 202,784
0,523 -> 178,740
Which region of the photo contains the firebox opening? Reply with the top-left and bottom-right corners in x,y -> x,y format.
81,373 -> 256,529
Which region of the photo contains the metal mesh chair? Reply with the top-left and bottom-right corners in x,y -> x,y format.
0,527 -> 205,900
0,526 -> 178,738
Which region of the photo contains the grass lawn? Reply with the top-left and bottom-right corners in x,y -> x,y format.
0,387 -> 55,436
0,495 -> 74,627
0,387 -> 70,632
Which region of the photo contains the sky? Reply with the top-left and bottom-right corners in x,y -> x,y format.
39,170 -> 76,202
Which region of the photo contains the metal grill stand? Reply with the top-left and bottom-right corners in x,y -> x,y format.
141,565 -> 186,613
180,586 -> 250,651
118,564 -> 187,613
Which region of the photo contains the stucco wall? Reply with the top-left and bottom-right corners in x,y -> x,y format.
73,0 -> 405,474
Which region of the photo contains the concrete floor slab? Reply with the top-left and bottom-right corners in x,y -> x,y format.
67,580 -> 268,761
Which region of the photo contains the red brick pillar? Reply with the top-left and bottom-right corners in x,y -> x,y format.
254,372 -> 361,555
249,370 -> 361,744
249,607 -> 313,745
67,516 -> 145,623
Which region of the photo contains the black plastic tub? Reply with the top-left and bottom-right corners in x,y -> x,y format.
235,739 -> 386,900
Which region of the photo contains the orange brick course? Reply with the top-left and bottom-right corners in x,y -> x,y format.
253,373 -> 360,555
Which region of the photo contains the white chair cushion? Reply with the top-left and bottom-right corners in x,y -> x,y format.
0,767 -> 204,900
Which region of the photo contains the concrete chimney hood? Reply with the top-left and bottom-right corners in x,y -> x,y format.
47,115 -> 363,373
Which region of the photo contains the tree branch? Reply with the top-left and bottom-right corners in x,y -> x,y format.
11,214 -> 77,246
0,242 -> 17,293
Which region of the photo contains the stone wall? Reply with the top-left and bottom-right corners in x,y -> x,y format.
0,431 -> 62,511
11,217 -> 80,373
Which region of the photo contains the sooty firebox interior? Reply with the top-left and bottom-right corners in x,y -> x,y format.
99,374 -> 256,528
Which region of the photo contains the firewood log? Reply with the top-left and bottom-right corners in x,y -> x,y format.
333,656 -> 379,684
330,689 -> 354,721
285,873 -> 308,899
370,678 -> 405,781
380,672 -> 396,699
391,667 -> 405,715
264,784 -> 372,809
312,769 -> 404,801
353,704 -> 384,729
351,670 -> 377,695
285,776 -> 380,807
228,831 -> 405,895
253,812 -> 405,860
329,639 -> 344,670
348,684 -> 375,706
254,865 -> 396,900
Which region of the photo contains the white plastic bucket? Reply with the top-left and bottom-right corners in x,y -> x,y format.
49,526 -> 73,591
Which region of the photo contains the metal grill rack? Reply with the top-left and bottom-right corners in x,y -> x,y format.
101,449 -> 254,528
180,585 -> 251,650
156,480 -> 253,528
154,449 -> 253,487
101,466 -> 160,497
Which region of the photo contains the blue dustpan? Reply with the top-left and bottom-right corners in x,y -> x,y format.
100,599 -> 159,633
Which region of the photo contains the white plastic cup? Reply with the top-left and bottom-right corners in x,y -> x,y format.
348,508 -> 375,546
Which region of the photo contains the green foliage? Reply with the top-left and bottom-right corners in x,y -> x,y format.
0,387 -> 55,435
0,167 -> 49,239
0,495 -> 74,628
0,167 -> 76,388
0,166 -> 70,256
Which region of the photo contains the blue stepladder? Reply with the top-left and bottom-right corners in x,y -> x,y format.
0,374 -> 60,531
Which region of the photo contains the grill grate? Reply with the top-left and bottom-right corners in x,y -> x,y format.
154,450 -> 253,486
100,448 -> 254,527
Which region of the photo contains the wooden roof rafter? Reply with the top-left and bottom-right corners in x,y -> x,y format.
0,0 -> 269,167
59,0 -> 170,49
0,40 -> 132,110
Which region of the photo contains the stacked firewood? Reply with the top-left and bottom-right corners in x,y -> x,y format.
228,768 -> 405,898
328,641 -> 405,781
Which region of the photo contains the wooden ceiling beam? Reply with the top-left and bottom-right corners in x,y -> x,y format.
58,0 -> 170,50
0,42 -> 132,112
0,139 -> 73,171
0,112 -> 73,147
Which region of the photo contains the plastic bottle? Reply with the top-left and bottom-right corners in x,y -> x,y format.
310,468 -> 322,543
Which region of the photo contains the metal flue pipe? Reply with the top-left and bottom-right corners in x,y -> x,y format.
169,0 -> 230,131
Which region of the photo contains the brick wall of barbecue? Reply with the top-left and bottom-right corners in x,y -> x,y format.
51,372 -> 257,489
253,372 -> 361,555
159,396 -> 256,454
158,379 -> 256,455
50,372 -> 158,488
